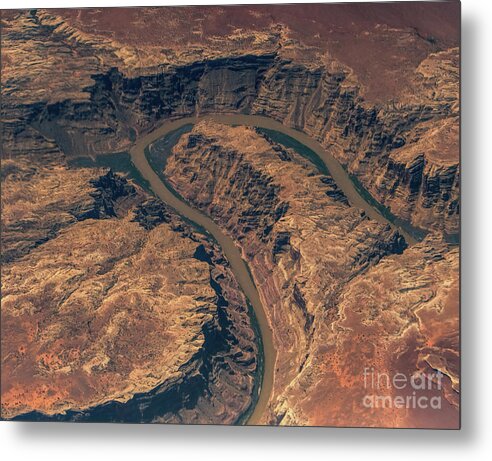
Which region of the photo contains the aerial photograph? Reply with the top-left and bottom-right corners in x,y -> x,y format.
0,2 -> 460,428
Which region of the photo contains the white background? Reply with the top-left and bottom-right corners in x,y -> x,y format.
1,0 -> 490,459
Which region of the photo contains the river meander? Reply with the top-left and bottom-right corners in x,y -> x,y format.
128,114 -> 424,425
20,114 -> 425,424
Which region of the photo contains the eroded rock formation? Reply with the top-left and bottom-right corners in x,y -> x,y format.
1,5 -> 460,428
1,165 -> 259,423
161,121 -> 458,427
2,7 -> 459,237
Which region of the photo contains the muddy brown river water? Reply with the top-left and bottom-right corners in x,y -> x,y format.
129,114 -> 417,425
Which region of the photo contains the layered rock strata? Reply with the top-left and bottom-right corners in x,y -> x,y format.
160,121 -> 458,427
1,164 -> 259,423
1,7 -> 459,237
0,5 -> 460,427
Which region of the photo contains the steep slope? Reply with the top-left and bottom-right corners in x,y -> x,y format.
162,121 -> 458,427
1,8 -> 459,237
1,5 -> 460,427
1,165 -> 259,423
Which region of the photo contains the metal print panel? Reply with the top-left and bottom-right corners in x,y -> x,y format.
0,2 -> 460,428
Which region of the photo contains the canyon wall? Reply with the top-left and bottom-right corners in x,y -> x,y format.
162,121 -> 458,427
2,9 -> 459,237
1,6 -> 459,427
1,163 -> 259,423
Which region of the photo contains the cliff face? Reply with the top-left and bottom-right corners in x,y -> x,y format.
163,121 -> 458,427
2,9 -> 459,237
1,166 -> 259,423
1,160 -> 135,263
252,49 -> 460,237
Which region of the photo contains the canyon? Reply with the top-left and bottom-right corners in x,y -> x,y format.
1,164 -> 260,423
1,5 -> 459,428
162,121 -> 458,427
2,7 -> 459,238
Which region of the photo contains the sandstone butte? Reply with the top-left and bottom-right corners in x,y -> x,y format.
164,121 -> 459,428
1,5 -> 459,427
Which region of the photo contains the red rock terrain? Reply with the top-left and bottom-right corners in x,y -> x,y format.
1,4 -> 459,427
1,163 -> 260,423
163,121 -> 459,427
2,5 -> 459,236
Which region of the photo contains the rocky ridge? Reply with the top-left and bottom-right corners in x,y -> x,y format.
161,121 -> 457,427
1,8 -> 459,237
0,5 -> 460,427
163,121 -> 458,427
1,166 -> 259,423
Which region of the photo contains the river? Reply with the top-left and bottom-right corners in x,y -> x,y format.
128,113 -> 421,425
